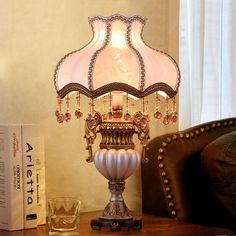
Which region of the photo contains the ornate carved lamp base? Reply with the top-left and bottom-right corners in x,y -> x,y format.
101,180 -> 131,220
90,217 -> 142,231
84,117 -> 148,231
90,180 -> 142,231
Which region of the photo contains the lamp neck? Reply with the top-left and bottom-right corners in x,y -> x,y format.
111,91 -> 123,119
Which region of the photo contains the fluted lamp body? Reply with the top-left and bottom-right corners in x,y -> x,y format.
53,14 -> 180,231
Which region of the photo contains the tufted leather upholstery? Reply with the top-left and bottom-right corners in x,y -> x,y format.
141,117 -> 236,229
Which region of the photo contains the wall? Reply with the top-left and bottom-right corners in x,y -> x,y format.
0,0 -> 179,212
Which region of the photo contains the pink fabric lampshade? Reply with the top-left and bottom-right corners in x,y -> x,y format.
54,14 -> 180,99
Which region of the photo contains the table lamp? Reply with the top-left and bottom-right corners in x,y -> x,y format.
53,14 -> 180,231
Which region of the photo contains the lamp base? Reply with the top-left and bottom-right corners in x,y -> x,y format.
90,217 -> 142,231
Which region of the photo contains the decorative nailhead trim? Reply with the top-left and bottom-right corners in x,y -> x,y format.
171,210 -> 177,216
163,178 -> 169,184
159,148 -> 164,154
161,142 -> 167,148
195,130 -> 200,135
155,118 -> 236,219
159,163 -> 164,169
185,133 -> 190,139
166,137 -> 172,143
161,171 -> 167,177
173,135 -> 178,140
165,186 -> 171,192
168,202 -> 175,207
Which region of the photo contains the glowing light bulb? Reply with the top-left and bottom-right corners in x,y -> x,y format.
110,31 -> 126,49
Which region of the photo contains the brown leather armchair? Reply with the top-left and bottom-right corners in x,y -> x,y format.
142,117 -> 236,231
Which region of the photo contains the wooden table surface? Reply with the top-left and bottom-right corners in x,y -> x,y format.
0,211 -> 234,236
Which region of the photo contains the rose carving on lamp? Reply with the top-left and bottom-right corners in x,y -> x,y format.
53,14 -> 180,231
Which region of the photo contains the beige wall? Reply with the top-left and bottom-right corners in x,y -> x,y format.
0,0 -> 179,212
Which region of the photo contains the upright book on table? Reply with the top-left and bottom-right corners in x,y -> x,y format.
21,124 -> 46,228
0,124 -> 46,231
0,124 -> 24,231
21,125 -> 38,229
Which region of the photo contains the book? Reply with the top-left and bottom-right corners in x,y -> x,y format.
0,124 -> 46,231
21,125 -> 46,228
21,125 -> 38,229
0,124 -> 24,231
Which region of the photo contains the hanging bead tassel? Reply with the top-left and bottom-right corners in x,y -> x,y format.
142,97 -> 145,114
75,92 -> 83,119
55,96 -> 60,117
163,97 -> 170,125
64,95 -> 72,122
56,96 -> 65,123
145,99 -> 150,120
107,92 -> 113,120
154,92 -> 162,120
171,96 -> 178,123
124,92 -> 131,121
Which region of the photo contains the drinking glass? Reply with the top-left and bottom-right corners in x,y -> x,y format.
48,197 -> 81,235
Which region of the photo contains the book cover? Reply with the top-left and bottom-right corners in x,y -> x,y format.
21,125 -> 38,229
0,124 -> 24,231
22,124 -> 46,227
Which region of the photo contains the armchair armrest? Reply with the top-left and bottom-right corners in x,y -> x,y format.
142,117 -> 236,228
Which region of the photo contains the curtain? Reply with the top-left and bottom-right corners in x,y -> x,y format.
179,0 -> 236,130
